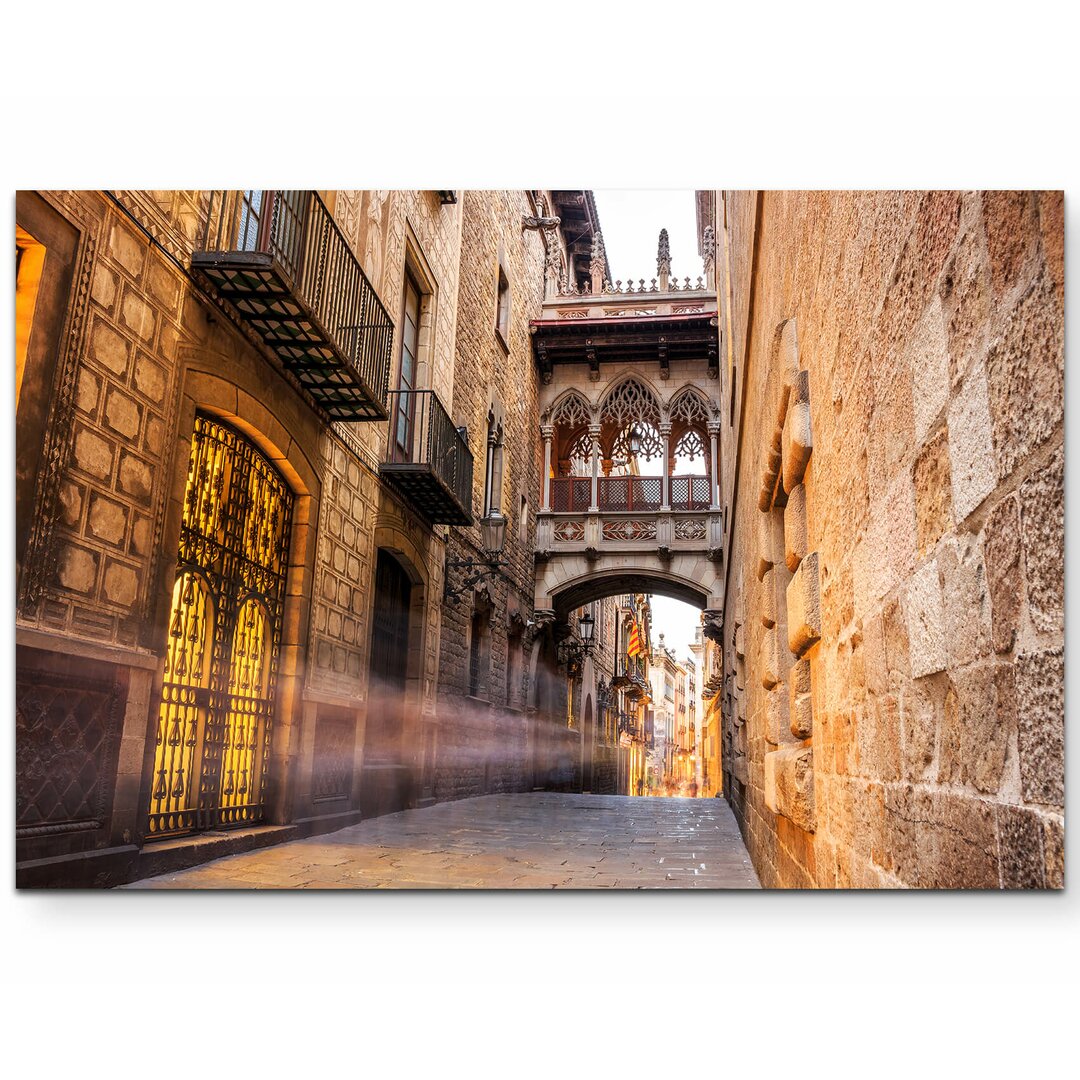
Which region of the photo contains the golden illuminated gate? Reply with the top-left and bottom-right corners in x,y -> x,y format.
147,415 -> 293,838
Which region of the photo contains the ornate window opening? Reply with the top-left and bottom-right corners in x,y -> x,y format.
601,378 -> 661,431
148,415 -> 293,838
611,421 -> 664,466
674,427 -> 707,462
564,428 -> 592,476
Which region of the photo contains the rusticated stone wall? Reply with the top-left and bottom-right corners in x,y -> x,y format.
717,190 -> 1064,889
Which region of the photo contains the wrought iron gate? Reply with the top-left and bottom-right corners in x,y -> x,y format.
147,415 -> 294,838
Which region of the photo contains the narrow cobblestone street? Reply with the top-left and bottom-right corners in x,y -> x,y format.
123,793 -> 760,889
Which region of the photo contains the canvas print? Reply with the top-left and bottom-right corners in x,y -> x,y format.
13,189 -> 1064,889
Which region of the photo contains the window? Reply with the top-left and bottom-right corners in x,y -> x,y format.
15,193 -> 79,588
15,225 -> 46,411
518,495 -> 529,544
495,265 -> 510,350
395,270 -> 422,455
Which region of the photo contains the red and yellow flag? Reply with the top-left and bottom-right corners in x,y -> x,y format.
627,620 -> 644,658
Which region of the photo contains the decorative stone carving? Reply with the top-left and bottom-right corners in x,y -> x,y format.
657,228 -> 671,278
702,608 -> 724,644
702,224 -> 716,285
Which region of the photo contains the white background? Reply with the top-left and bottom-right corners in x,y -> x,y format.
4,3 -> 1077,1075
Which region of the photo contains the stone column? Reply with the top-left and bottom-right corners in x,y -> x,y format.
541,424 -> 553,512
589,423 -> 601,513
660,421 -> 672,511
708,420 -> 721,510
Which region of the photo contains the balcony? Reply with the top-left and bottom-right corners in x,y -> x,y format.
191,191 -> 393,421
379,389 -> 473,525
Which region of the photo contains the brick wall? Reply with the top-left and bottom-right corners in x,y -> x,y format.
718,190 -> 1064,888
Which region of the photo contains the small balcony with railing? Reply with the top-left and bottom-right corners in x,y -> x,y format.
191,190 -> 393,422
379,389 -> 473,525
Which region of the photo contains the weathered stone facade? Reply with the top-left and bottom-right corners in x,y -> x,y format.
714,190 -> 1064,888
14,188 -> 572,885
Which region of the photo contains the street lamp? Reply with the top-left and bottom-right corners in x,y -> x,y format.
444,510 -> 508,601
578,610 -> 595,652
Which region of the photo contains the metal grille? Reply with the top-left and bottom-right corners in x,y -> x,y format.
549,477 -> 591,512
598,476 -> 662,511
147,415 -> 293,839
670,475 -> 711,510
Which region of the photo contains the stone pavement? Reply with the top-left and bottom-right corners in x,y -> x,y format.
123,792 -> 761,889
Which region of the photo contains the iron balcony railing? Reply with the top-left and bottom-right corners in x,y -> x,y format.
380,389 -> 474,525
193,190 -> 394,421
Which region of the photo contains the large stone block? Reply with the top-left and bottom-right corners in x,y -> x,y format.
997,804 -> 1046,889
1019,444 -> 1064,634
906,558 -> 947,677
940,226 -> 991,386
121,291 -> 156,342
766,745 -> 815,832
899,677 -> 936,781
982,494 -> 1023,653
109,220 -> 145,277
985,273 -> 1064,482
760,626 -> 789,690
764,686 -> 791,746
1015,648 -> 1064,807
72,426 -> 114,481
118,451 -> 153,505
982,190 -> 1037,297
87,493 -> 128,546
913,428 -> 953,555
787,550 -> 821,657
90,319 -> 130,376
103,560 -> 139,608
57,544 -> 99,594
789,657 -> 813,739
947,360 -> 997,522
104,387 -> 142,441
939,538 -> 991,669
760,566 -> 777,629
909,295 -> 952,442
782,372 -> 813,494
784,483 -> 808,572
1043,817 -> 1064,889
915,791 -> 999,889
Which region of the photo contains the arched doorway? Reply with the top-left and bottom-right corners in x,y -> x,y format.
363,549 -> 413,816
147,415 -> 294,838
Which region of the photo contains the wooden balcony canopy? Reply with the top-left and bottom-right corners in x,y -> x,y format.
530,311 -> 719,381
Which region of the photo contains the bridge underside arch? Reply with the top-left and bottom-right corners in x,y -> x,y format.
542,560 -> 719,620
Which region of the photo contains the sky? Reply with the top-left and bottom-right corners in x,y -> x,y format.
592,190 -> 707,666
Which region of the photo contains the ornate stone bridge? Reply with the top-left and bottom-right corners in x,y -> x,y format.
530,224 -> 725,629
